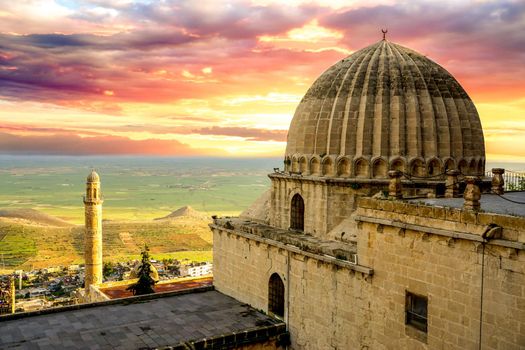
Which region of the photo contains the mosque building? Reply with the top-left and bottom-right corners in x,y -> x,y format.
211,38 -> 525,349
1,38 -> 523,350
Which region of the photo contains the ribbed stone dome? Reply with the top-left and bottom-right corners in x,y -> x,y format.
285,40 -> 485,179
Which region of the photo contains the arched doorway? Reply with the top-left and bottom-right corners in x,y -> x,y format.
268,273 -> 285,318
290,194 -> 304,231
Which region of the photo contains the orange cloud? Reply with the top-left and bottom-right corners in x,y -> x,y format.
0,132 -> 215,156
0,1 -> 524,160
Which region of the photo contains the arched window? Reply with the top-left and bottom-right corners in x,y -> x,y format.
268,273 -> 285,318
290,194 -> 304,231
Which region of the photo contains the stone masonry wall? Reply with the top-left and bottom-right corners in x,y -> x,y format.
213,226 -> 375,350
214,198 -> 524,350
269,175 -> 383,239
355,198 -> 525,350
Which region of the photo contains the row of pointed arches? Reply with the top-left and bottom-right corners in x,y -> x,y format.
284,155 -> 485,179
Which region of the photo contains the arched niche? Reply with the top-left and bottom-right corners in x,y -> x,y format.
284,157 -> 291,172
372,158 -> 387,178
410,158 -> 426,177
354,158 -> 370,178
337,157 -> 351,177
444,158 -> 455,172
390,158 -> 406,173
322,156 -> 334,176
458,159 -> 468,175
469,159 -> 477,175
427,158 -> 442,177
291,157 -> 299,172
477,159 -> 485,175
310,157 -> 320,176
299,156 -> 307,174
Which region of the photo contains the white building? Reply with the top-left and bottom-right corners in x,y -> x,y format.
179,262 -> 212,277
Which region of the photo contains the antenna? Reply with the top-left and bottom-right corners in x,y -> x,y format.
381,28 -> 388,40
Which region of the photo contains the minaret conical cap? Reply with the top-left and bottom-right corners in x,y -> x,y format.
87,170 -> 100,183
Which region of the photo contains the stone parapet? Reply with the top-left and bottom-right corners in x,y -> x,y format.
211,218 -> 373,275
159,323 -> 288,350
356,197 -> 525,248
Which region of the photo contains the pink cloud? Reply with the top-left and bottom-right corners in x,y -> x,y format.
0,132 -> 213,156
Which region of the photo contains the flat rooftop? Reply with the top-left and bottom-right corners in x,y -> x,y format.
0,288 -> 285,349
410,192 -> 525,217
100,276 -> 213,299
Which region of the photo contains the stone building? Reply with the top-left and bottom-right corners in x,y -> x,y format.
211,39 -> 525,349
1,38 -> 523,350
83,170 -> 103,294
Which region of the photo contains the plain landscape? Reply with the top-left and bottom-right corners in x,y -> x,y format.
0,156 -> 523,272
0,156 -> 280,271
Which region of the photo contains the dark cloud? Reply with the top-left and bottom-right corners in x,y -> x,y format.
318,0 -> 525,97
119,1 -> 324,39
0,131 -> 210,156
1,0 -> 524,106
321,1 -> 525,58
0,29 -> 195,51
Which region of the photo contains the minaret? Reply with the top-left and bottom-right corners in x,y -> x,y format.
84,170 -> 103,292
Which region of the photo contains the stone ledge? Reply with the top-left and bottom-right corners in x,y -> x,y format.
354,215 -> 485,242
211,219 -> 373,275
269,173 -> 448,186
161,324 -> 288,350
358,196 -> 525,231
354,215 -> 525,250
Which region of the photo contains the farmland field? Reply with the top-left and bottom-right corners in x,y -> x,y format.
0,216 -> 213,270
0,155 -> 280,223
0,155 -> 280,270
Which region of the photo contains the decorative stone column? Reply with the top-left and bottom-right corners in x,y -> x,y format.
463,176 -> 481,211
388,170 -> 403,199
491,168 -> 505,195
445,170 -> 460,198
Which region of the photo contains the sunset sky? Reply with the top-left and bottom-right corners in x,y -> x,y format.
0,0 -> 524,160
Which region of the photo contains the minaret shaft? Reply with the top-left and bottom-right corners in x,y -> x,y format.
84,172 -> 103,292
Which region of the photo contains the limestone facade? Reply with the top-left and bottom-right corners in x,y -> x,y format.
84,171 -> 103,292
212,198 -> 525,349
269,174 -> 374,238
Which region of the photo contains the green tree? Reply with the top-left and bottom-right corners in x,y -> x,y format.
127,245 -> 156,296
103,262 -> 115,279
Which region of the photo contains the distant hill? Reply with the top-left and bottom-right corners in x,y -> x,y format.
240,189 -> 270,224
155,206 -> 209,221
0,209 -> 72,227
0,207 -> 212,270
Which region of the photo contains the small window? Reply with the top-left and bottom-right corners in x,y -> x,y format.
406,292 -> 427,332
290,194 -> 304,231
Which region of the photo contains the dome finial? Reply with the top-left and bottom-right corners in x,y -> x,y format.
381,28 -> 388,41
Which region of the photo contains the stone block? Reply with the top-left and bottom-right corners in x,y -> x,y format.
445,208 -> 461,222
461,211 -> 477,224
433,207 -> 446,220
417,205 -> 434,218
